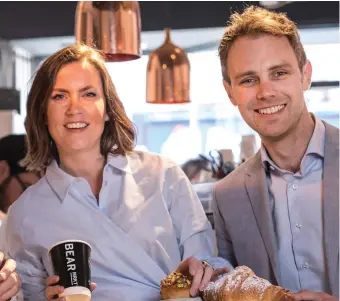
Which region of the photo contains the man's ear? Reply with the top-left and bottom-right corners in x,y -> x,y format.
302,60 -> 312,91
223,80 -> 237,106
0,161 -> 10,184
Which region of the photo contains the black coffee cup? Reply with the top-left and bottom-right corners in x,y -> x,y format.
49,240 -> 92,300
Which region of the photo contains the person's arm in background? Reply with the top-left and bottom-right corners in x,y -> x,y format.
212,183 -> 237,267
4,198 -> 48,301
0,218 -> 22,301
0,251 -> 21,301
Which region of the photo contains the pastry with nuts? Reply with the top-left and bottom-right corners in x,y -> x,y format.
160,272 -> 193,299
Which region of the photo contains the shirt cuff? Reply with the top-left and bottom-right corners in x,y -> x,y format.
201,256 -> 235,271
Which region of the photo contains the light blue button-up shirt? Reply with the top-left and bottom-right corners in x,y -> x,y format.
261,116 -> 326,293
3,151 -> 230,301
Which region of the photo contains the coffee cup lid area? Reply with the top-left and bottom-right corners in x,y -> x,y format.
48,240 -> 92,254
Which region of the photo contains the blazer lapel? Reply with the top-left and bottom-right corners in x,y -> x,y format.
323,123 -> 339,294
244,152 -> 280,284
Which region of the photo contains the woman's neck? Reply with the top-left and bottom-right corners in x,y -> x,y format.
59,150 -> 106,199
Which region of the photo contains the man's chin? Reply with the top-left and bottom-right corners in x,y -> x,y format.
258,129 -> 290,142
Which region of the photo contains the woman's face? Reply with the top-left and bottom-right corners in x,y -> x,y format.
47,60 -> 107,156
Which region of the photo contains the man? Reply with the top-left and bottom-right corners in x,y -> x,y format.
0,134 -> 42,214
214,6 -> 339,301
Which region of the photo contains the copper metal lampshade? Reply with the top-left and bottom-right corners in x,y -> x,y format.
75,1 -> 142,62
146,28 -> 190,104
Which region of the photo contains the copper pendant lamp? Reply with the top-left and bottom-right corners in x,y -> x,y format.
146,28 -> 190,104
75,1 -> 142,62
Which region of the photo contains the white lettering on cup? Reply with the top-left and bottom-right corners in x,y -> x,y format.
65,244 -> 76,272
65,244 -> 74,250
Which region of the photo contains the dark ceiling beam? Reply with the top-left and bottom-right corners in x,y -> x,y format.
0,1 -> 338,40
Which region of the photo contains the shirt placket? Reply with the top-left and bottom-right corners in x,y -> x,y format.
285,173 -> 307,291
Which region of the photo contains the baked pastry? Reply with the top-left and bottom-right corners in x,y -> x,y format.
160,272 -> 192,299
203,266 -> 295,301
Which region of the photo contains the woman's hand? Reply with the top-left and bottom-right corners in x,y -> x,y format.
45,275 -> 96,301
175,256 -> 229,297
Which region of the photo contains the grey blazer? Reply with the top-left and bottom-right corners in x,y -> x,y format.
214,122 -> 339,296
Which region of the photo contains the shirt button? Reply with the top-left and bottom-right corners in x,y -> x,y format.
296,222 -> 302,229
104,180 -> 108,186
292,183 -> 298,190
302,262 -> 309,269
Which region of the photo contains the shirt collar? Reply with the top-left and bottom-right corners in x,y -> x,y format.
106,153 -> 133,174
45,153 -> 133,202
305,115 -> 325,158
45,160 -> 76,202
260,114 -> 325,172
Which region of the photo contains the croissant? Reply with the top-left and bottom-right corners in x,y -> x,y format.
203,266 -> 295,301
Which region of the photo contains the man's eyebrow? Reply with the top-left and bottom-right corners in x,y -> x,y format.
268,63 -> 292,71
235,70 -> 257,80
234,63 -> 293,80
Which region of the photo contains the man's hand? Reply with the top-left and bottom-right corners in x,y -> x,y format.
175,256 -> 229,297
294,290 -> 339,301
0,251 -> 21,301
45,275 -> 96,301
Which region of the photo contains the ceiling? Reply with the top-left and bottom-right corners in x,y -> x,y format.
9,26 -> 340,58
0,1 -> 338,40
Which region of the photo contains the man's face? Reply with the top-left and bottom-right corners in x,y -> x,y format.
224,34 -> 312,141
0,164 -> 42,212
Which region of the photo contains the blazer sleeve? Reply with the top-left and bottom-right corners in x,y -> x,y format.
213,182 -> 237,267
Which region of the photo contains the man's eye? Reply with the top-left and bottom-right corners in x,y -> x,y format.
275,71 -> 287,77
240,78 -> 255,84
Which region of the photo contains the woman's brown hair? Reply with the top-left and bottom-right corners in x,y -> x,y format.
21,44 -> 136,171
219,6 -> 307,84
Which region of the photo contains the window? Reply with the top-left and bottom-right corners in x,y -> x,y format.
107,42 -> 339,165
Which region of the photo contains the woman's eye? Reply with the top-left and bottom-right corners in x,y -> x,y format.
85,92 -> 96,97
51,94 -> 64,100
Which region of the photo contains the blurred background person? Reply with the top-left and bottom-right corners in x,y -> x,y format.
0,134 -> 42,218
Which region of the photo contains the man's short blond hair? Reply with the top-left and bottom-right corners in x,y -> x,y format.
219,6 -> 307,84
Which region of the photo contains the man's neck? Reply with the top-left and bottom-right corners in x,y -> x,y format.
58,148 -> 106,199
262,112 -> 315,173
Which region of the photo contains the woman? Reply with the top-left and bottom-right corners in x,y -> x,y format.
4,45 -> 230,301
